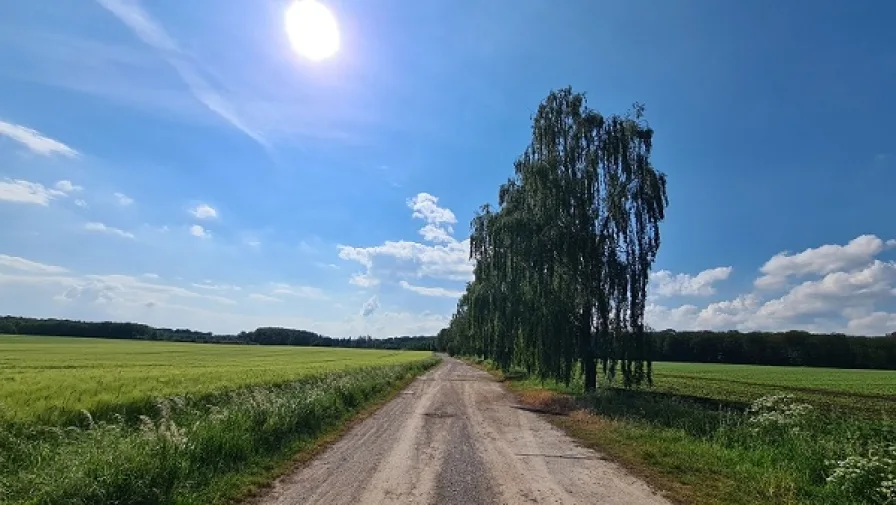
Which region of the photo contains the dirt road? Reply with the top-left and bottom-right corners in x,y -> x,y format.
257,358 -> 670,505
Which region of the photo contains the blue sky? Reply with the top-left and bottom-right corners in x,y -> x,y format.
0,0 -> 894,337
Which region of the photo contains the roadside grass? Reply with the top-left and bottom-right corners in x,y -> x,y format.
0,335 -> 439,505
467,358 -> 896,505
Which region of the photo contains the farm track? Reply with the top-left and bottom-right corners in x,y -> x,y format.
256,357 -> 670,505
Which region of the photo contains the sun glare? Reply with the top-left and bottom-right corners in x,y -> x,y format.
285,0 -> 340,62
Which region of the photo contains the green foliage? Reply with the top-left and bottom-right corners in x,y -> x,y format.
653,329 -> 896,369
0,339 -> 438,505
442,88 -> 669,390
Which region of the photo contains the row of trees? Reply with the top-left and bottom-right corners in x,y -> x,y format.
652,329 -> 896,369
0,316 -> 436,350
440,88 -> 669,390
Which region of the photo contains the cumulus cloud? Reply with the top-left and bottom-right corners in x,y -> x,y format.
408,193 -> 457,227
84,222 -> 135,240
360,295 -> 379,317
399,280 -> 464,298
755,235 -> 889,289
0,120 -> 78,157
0,179 -> 66,205
189,203 -> 218,220
114,192 -> 134,206
650,266 -> 732,297
338,193 -> 473,293
647,235 -> 896,336
189,225 -> 210,239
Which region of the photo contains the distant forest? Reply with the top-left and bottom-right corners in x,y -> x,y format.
0,316 -> 437,351
436,327 -> 896,371
2,315 -> 895,370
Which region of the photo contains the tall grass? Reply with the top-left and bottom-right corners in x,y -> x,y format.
0,358 -> 438,505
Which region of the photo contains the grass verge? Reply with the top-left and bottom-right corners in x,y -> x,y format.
0,356 -> 439,505
464,358 -> 896,505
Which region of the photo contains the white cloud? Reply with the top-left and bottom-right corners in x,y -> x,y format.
408,193 -> 456,226
74,199 -> 88,208
114,192 -> 134,206
756,261 -> 896,322
755,235 -> 889,289
888,239 -> 896,248
646,235 -> 896,336
84,222 -> 136,240
0,179 -> 65,205
189,203 -> 218,220
0,254 -> 67,273
847,312 -> 896,335
338,192 -> 473,290
399,280 -> 464,298
249,293 -> 281,303
0,119 -> 78,157
189,224 -> 210,239
246,240 -> 261,248
650,267 -> 732,297
0,253 -> 438,337
360,295 -> 379,317
269,283 -> 327,299
192,282 -> 241,291
55,180 -> 83,192
94,0 -> 268,148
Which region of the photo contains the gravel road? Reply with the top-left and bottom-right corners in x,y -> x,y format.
256,357 -> 670,505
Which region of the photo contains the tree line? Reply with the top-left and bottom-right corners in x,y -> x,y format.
440,88 -> 669,390
651,329 -> 896,370
0,316 -> 436,350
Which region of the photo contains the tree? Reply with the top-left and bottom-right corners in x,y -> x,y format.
446,87 -> 669,390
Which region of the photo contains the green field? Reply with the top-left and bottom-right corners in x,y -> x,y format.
0,334 -> 432,423
651,362 -> 896,415
0,335 -> 437,505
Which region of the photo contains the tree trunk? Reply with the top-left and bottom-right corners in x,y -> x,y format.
583,351 -> 597,392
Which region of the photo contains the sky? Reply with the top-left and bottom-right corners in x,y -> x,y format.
0,0 -> 894,337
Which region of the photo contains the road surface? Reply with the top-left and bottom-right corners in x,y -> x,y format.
256,357 -> 670,505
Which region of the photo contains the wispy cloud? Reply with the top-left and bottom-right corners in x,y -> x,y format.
0,179 -> 65,205
84,222 -> 135,239
94,0 -> 268,148
0,120 -> 79,157
0,254 -> 68,274
399,280 -> 464,298
114,192 -> 134,206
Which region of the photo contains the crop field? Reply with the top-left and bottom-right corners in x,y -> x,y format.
0,335 -> 438,505
0,334 -> 432,423
650,361 -> 896,415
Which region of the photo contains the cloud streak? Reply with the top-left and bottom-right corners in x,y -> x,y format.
94,0 -> 268,148
0,120 -> 79,157
84,222 -> 136,240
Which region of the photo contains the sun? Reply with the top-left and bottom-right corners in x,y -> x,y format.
285,0 -> 340,61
